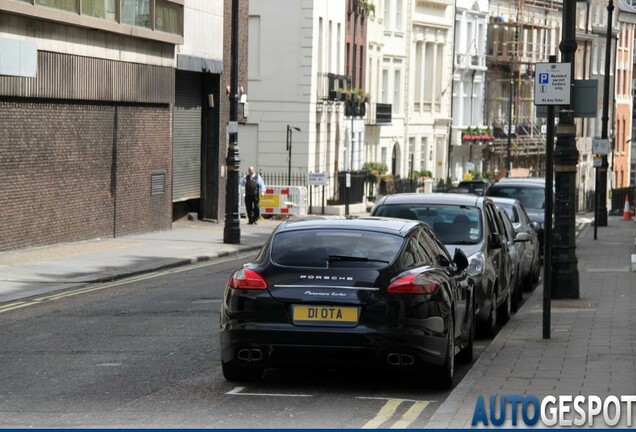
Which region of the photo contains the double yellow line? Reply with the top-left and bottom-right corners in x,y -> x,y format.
361,398 -> 432,428
0,252 -> 255,315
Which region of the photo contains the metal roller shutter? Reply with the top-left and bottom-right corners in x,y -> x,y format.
173,71 -> 202,202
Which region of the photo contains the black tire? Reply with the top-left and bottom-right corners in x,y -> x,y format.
515,276 -> 524,309
523,268 -> 534,292
480,288 -> 498,338
497,287 -> 511,325
434,319 -> 455,389
457,304 -> 474,364
221,361 -> 264,382
531,255 -> 541,284
511,271 -> 521,312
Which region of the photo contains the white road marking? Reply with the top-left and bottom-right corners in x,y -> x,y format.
226,386 -> 313,397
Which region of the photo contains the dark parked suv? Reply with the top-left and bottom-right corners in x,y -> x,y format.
486,178 -> 552,254
371,193 -> 513,337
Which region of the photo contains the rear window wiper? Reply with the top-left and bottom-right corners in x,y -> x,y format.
328,255 -> 389,263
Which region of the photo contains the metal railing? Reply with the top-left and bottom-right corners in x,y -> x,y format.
243,171 -> 369,206
365,103 -> 392,125
316,72 -> 349,102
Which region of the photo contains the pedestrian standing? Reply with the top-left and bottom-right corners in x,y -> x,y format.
240,166 -> 265,225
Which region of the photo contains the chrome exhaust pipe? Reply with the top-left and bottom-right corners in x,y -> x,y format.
387,353 -> 401,366
400,354 -> 415,366
250,348 -> 263,361
237,348 -> 263,362
387,353 -> 415,366
237,349 -> 251,361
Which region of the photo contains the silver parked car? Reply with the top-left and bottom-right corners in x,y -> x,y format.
494,204 -> 531,311
371,193 -> 513,338
485,178 -> 553,259
489,196 -> 541,292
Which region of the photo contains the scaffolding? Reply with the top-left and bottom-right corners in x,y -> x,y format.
483,0 -> 563,177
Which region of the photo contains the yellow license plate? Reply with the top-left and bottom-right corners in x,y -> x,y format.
292,305 -> 359,324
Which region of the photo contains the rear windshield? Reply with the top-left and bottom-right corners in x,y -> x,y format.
373,204 -> 482,245
488,185 -> 544,210
271,229 -> 404,268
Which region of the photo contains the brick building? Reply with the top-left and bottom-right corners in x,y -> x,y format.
0,0 -> 247,252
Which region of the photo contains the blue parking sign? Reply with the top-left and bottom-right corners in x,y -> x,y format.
539,73 -> 549,84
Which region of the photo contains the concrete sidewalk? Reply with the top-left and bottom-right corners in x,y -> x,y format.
0,218 -> 282,304
426,215 -> 636,428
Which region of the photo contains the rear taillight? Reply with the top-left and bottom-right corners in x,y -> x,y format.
229,268 -> 267,290
387,274 -> 440,295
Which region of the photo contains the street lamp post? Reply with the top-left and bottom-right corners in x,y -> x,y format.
597,0 -> 614,227
287,125 -> 301,187
506,78 -> 513,176
552,0 -> 579,298
223,0 -> 240,245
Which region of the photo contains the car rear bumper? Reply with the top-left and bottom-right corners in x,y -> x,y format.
219,322 -> 449,370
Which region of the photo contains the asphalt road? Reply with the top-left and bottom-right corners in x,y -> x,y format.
0,252 -> 508,428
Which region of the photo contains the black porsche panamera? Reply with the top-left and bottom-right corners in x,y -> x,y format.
219,217 -> 475,388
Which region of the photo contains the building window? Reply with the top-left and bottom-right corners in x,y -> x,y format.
435,42 -> 444,112
408,137 -> 415,172
414,42 -> 422,111
121,0 -> 151,29
155,0 -> 181,34
83,0 -> 116,20
382,69 -> 389,103
393,69 -> 401,114
423,43 -> 434,111
20,0 -> 184,38
420,137 -> 427,170
395,0 -> 402,31
36,0 -> 77,12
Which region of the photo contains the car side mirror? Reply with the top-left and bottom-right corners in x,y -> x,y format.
452,248 -> 468,271
514,232 -> 531,242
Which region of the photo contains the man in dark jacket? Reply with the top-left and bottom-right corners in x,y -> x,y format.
240,166 -> 265,224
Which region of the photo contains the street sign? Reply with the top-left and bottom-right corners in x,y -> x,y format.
308,172 -> 328,186
534,63 -> 571,106
536,79 -> 598,118
593,155 -> 602,167
592,138 -> 609,155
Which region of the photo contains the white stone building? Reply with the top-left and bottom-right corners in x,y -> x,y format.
244,0 -> 347,204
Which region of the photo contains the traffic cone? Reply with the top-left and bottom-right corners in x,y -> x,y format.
622,195 -> 632,221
